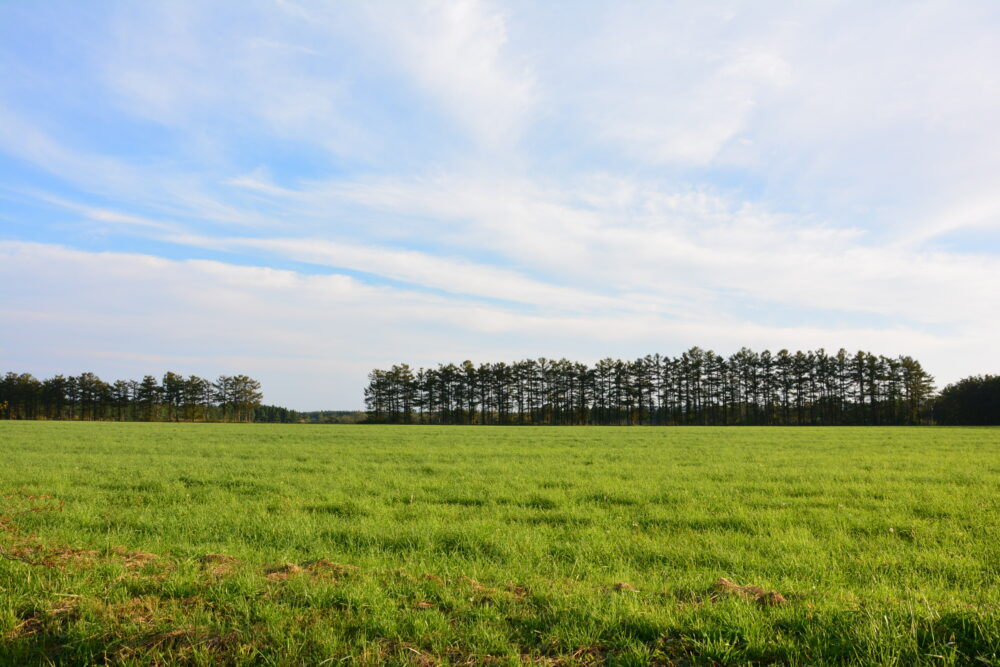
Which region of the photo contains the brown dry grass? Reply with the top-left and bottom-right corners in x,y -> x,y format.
111,545 -> 160,569
99,597 -> 161,628
713,577 -> 787,606
264,559 -> 359,581
198,552 -> 240,577
506,584 -> 530,599
369,640 -> 609,667
0,493 -> 85,569
114,626 -> 241,663
264,562 -> 304,580
4,598 -> 80,641
303,558 -> 358,579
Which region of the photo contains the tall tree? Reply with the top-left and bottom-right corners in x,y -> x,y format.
362,348 -> 937,427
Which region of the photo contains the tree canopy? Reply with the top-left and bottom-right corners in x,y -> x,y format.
0,371 -> 266,422
933,375 -> 1000,425
365,348 -> 936,426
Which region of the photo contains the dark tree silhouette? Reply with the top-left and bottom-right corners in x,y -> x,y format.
933,376 -> 1000,425
364,348 -> 937,426
0,370 -> 270,422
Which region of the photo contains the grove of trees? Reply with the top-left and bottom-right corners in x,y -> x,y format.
364,348 -> 936,426
0,371 -> 265,422
933,375 -> 1000,425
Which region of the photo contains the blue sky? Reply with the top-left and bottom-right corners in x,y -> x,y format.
2,1 -> 1000,409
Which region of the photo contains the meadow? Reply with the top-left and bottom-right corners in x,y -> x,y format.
1,422 -> 999,665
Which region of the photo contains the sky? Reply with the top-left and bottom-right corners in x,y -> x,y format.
2,1 -> 1000,410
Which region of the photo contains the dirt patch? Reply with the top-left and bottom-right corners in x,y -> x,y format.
0,542 -> 57,567
1,494 -> 66,564
265,559 -> 359,582
459,577 -> 537,598
303,559 -> 358,579
756,590 -> 787,606
611,582 -> 639,593
4,612 -> 45,640
135,627 -> 197,649
713,577 -> 787,607
0,542 -> 97,568
462,577 -> 500,595
111,546 -> 160,569
4,599 -> 80,640
0,496 -> 121,575
199,553 -> 240,577
50,546 -> 99,564
452,646 -> 606,666
1,493 -> 64,517
387,568 -> 418,583
462,576 -> 486,590
460,577 -> 504,605
115,626 -> 240,662
100,597 -> 160,628
506,584 -> 530,599
265,562 -> 304,581
565,645 -> 608,665
199,553 -> 238,564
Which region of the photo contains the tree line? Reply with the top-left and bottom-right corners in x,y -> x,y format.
364,348 -> 936,426
933,375 -> 1000,425
0,371 -> 266,422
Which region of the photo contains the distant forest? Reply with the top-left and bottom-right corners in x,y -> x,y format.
364,348 -> 938,426
0,372 -> 266,422
0,371 -> 369,424
5,355 -> 995,427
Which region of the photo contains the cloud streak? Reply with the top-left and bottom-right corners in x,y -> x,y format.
1,241 -> 974,408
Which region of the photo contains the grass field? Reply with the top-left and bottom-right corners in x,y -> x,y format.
2,422 -> 999,665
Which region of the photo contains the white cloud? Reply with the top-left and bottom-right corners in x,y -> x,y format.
901,194 -> 1000,247
258,172 -> 1000,330
0,104 -> 144,195
97,2 -> 374,159
361,0 -> 535,149
94,0 -> 536,158
2,241 -> 995,409
166,234 -> 624,312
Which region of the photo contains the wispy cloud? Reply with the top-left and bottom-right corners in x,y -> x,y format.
166,233 -> 624,311
361,0 -> 536,150
2,1 -> 1000,406
1,241 -> 972,407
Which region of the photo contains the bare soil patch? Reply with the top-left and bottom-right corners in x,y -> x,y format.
713,577 -> 787,606
199,552 -> 240,577
265,562 -> 304,581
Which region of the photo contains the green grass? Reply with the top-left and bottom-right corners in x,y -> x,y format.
1,423 -> 999,665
